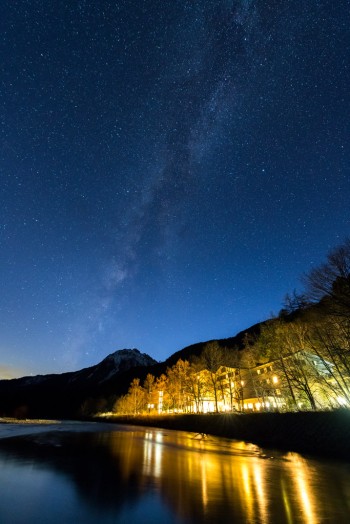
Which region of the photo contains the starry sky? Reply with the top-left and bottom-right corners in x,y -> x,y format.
1,1 -> 349,378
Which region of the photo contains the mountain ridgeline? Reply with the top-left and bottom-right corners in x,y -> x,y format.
0,349 -> 155,419
1,239 -> 349,419
0,325 -> 262,419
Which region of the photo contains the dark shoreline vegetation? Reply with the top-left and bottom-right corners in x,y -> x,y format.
96,410 -> 350,461
1,410 -> 350,461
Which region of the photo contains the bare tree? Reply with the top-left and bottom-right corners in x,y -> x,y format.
143,373 -> 156,412
186,360 -> 206,413
305,315 -> 350,406
254,320 -> 312,410
155,374 -> 169,413
127,378 -> 145,415
303,238 -> 350,317
280,289 -> 310,317
166,359 -> 192,412
199,342 -> 227,412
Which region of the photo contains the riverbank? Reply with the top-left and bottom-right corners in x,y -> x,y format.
98,409 -> 350,460
2,411 -> 349,460
0,417 -> 60,425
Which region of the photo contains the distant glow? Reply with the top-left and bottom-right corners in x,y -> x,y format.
337,396 -> 348,407
155,432 -> 163,444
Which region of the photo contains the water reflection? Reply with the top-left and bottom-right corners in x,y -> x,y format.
0,424 -> 350,523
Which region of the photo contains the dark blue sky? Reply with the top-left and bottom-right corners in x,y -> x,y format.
1,1 -> 349,377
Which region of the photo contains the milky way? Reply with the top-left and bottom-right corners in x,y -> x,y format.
1,1 -> 349,376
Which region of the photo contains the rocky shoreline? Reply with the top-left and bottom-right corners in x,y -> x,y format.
98,409 -> 350,460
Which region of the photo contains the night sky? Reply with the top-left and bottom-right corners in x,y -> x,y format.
1,1 -> 349,378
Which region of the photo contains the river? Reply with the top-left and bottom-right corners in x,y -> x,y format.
0,421 -> 349,523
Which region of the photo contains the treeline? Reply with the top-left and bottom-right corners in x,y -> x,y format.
113,342 -> 243,415
108,239 -> 350,416
264,237 -> 350,410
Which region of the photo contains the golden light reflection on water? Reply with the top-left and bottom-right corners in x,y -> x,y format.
287,453 -> 318,524
281,478 -> 293,524
254,462 -> 268,524
98,428 -> 350,523
241,463 -> 254,522
143,431 -> 163,478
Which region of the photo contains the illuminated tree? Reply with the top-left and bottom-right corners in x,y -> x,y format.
143,373 -> 156,412
254,320 -> 299,410
155,373 -> 169,413
304,314 -> 350,407
114,394 -> 132,415
186,360 -> 207,413
166,359 -> 192,412
126,378 -> 145,415
199,342 -> 227,412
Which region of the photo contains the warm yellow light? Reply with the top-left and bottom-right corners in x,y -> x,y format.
273,376 -> 278,384
337,396 -> 348,406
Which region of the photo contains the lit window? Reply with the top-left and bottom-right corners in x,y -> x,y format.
257,369 -> 261,374
272,376 -> 278,384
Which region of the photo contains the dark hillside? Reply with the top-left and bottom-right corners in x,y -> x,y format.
163,321 -> 265,367
0,318 -> 290,419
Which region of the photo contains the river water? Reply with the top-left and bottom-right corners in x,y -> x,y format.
0,422 -> 349,523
